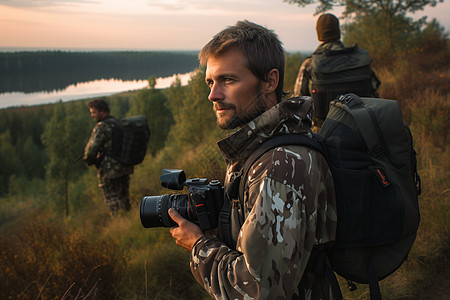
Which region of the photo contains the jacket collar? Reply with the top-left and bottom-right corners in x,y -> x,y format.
217,97 -> 314,169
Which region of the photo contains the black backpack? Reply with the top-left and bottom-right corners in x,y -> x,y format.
310,45 -> 380,120
222,94 -> 421,300
104,115 -> 150,166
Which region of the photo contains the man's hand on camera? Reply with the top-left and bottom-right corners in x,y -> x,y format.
169,208 -> 204,252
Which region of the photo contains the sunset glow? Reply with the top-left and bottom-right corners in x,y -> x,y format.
1,0 -> 448,52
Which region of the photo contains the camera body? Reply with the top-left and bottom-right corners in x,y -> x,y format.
140,169 -> 224,231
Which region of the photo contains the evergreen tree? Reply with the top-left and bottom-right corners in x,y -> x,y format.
0,131 -> 24,196
166,69 -> 214,149
41,102 -> 88,217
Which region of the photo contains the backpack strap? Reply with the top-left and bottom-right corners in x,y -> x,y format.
217,195 -> 234,248
334,94 -> 386,300
334,93 -> 387,159
220,134 -> 327,249
101,116 -> 126,163
315,43 -> 358,56
219,171 -> 243,249
368,258 -> 382,300
238,134 -> 328,203
306,248 -> 344,300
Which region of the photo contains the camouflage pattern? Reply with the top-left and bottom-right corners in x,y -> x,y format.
99,175 -> 131,214
84,115 -> 133,213
190,97 -> 338,299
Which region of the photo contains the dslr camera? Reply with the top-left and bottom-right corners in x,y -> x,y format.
140,169 -> 224,231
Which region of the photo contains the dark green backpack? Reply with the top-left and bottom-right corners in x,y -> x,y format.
320,94 -> 421,299
225,94 -> 421,299
310,45 -> 379,121
105,115 -> 150,166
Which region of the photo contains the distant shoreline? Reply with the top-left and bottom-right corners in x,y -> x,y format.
0,72 -> 194,110
0,47 -> 201,53
0,47 -> 312,54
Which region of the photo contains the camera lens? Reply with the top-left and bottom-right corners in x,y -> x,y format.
140,194 -> 192,228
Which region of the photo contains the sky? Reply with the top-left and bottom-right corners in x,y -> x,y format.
0,0 -> 449,52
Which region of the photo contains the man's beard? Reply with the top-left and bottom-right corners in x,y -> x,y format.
215,90 -> 267,130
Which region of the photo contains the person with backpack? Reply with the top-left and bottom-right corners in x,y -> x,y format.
167,20 -> 338,299
293,13 -> 381,129
84,98 -> 133,215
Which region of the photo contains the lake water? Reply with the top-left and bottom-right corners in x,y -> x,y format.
0,72 -> 193,109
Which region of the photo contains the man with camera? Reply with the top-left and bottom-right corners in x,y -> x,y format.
168,21 -> 337,299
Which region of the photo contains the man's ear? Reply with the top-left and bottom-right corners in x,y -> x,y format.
263,69 -> 279,94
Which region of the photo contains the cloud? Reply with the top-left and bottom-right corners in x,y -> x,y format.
0,0 -> 95,8
143,0 -> 294,14
145,0 -> 185,11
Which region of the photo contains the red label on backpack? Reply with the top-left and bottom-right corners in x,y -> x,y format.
375,167 -> 390,188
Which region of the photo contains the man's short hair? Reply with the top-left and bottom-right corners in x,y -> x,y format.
89,98 -> 110,113
199,20 -> 286,102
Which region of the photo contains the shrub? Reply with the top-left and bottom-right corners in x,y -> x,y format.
0,210 -> 126,299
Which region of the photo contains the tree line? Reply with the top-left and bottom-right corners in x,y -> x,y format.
0,51 -> 199,93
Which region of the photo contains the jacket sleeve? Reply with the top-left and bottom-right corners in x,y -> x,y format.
83,123 -> 107,166
371,70 -> 381,97
293,58 -> 312,97
190,147 -> 330,299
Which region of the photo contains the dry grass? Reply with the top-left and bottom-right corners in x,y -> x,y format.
0,209 -> 125,299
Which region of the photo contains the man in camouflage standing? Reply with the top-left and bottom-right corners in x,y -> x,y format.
293,13 -> 380,129
84,98 -> 132,215
168,21 -> 338,299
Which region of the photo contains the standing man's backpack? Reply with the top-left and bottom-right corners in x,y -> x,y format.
310,45 -> 379,120
231,94 -> 421,300
105,115 -> 150,166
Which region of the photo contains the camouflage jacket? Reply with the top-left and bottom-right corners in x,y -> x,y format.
293,40 -> 380,98
190,97 -> 337,299
83,115 -> 133,181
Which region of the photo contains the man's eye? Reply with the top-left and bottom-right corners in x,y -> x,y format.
224,78 -> 234,83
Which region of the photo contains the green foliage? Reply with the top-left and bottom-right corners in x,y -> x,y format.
108,95 -> 132,118
342,11 -> 424,65
128,76 -> 174,156
284,0 -> 445,67
0,106 -> 50,196
283,0 -> 334,13
284,52 -> 306,95
0,131 -> 24,195
41,101 -> 91,216
165,69 -> 216,152
283,0 -> 444,15
341,14 -> 449,69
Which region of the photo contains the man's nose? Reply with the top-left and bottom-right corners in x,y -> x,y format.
208,83 -> 223,102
